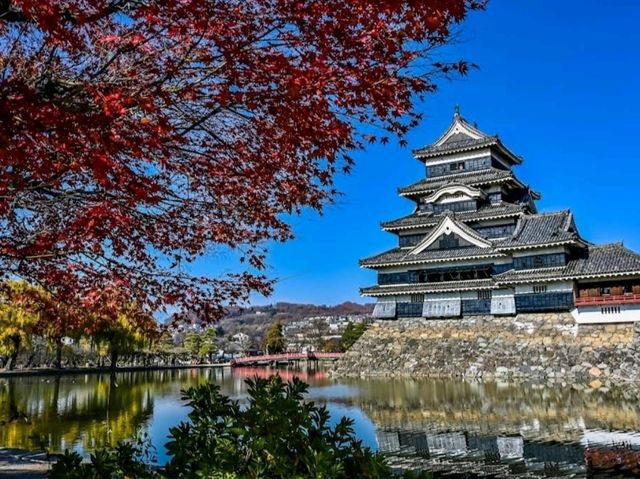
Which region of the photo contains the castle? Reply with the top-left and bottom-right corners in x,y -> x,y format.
361,108 -> 640,324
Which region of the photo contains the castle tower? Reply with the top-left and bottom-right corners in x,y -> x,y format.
361,109 -> 640,323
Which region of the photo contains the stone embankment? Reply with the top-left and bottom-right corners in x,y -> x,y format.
333,313 -> 640,383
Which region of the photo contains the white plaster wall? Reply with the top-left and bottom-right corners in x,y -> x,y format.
422,149 -> 491,165
515,281 -> 573,294
460,291 -> 478,299
438,195 -> 477,204
571,304 -> 640,324
393,294 -> 411,302
493,288 -> 515,298
425,292 -> 461,301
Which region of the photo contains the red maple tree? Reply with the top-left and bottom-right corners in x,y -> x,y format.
0,0 -> 484,324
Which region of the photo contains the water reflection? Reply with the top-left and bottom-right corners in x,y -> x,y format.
2,370 -> 640,477
339,378 -> 640,477
0,370 -> 216,453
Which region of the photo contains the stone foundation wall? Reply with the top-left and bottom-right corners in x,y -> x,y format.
332,313 -> 640,382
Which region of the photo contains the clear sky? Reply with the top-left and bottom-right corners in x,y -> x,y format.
204,1 -> 640,306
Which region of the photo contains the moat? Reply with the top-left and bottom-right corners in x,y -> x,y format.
2,368 -> 640,478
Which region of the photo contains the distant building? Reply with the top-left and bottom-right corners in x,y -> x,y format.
361,108 -> 640,323
231,332 -> 250,343
284,314 -> 369,351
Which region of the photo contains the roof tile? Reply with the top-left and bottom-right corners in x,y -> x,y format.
361,279 -> 496,296
398,168 -> 515,196
496,211 -> 578,249
360,245 -> 506,267
494,243 -> 640,283
382,203 -> 526,231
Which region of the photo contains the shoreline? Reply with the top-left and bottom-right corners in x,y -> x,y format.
0,363 -> 231,378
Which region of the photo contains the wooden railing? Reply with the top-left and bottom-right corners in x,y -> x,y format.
575,294 -> 640,306
231,352 -> 343,366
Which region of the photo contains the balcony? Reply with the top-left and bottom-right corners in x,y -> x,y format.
575,294 -> 640,307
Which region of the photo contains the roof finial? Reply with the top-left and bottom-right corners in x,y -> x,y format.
454,104 -> 460,118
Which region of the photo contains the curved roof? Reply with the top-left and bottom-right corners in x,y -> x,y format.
366,210 -> 588,269
381,203 -> 527,232
398,168 -> 522,198
360,246 -> 507,268
411,111 -> 522,164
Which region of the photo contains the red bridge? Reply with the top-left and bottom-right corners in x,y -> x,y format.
230,351 -> 343,367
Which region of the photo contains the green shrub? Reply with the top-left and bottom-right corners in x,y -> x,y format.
165,376 -> 391,478
49,376 -> 404,478
49,441 -> 159,479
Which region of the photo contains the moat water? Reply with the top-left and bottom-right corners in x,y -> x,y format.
2,368 -> 640,478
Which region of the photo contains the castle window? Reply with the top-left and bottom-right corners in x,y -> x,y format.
488,192 -> 503,205
474,223 -> 516,238
427,157 -> 491,177
477,290 -> 491,300
410,294 -> 425,304
601,306 -> 621,314
513,253 -> 566,270
533,285 -> 547,294
466,157 -> 491,171
432,200 -> 476,214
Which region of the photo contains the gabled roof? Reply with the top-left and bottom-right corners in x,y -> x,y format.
494,243 -> 640,284
496,211 -> 584,250
432,107 -> 488,146
410,215 -> 492,254
381,203 -> 527,232
411,109 -> 522,164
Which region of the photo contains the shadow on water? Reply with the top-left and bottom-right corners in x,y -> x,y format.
2,368 -> 640,477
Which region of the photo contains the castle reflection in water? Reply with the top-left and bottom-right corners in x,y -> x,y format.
2,369 -> 640,477
350,378 -> 640,477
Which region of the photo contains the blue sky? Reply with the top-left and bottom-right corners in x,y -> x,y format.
207,1 -> 640,306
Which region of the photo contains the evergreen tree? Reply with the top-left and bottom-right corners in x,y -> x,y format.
183,331 -> 202,358
263,320 -> 286,354
200,328 -> 218,362
157,331 -> 176,353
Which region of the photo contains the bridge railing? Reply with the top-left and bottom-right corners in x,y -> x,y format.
231,351 -> 343,366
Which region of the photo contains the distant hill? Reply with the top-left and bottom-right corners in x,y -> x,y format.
218,301 -> 373,341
